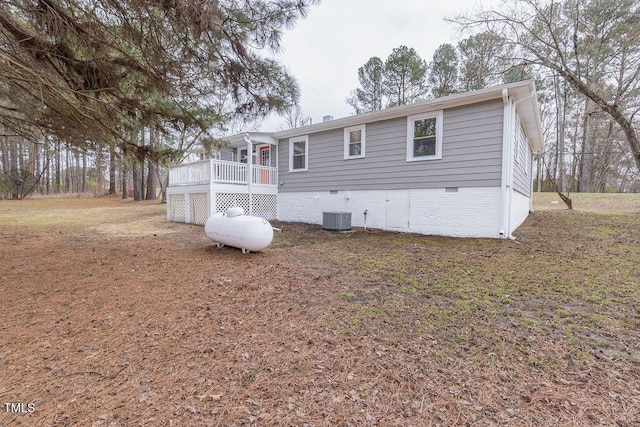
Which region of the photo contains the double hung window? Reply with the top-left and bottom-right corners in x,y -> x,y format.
344,125 -> 366,159
407,111 -> 443,161
289,135 -> 308,172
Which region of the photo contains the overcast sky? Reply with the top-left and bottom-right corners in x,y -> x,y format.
258,0 -> 491,131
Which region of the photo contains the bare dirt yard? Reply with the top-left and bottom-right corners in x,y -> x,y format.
1,194 -> 639,426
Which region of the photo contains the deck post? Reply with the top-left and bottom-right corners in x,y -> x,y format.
245,133 -> 253,216
209,159 -> 215,218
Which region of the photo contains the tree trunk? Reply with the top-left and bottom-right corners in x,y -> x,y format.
53,141 -> 62,194
81,149 -> 88,193
44,141 -> 50,195
17,139 -> 25,172
554,75 -> 566,193
65,145 -> 70,193
95,144 -> 103,196
593,120 -> 616,192
132,156 -> 143,201
130,124 -> 144,201
158,168 -> 168,203
145,126 -> 157,200
109,145 -> 117,195
569,97 -> 582,190
1,125 -> 9,176
121,156 -> 128,199
74,150 -> 81,193
579,106 -> 594,193
34,144 -> 41,194
27,141 -> 36,174
558,68 -> 640,174
10,139 -> 19,199
9,136 -> 18,173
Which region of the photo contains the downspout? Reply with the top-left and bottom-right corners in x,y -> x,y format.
245,133 -> 253,216
499,89 -> 511,239
529,152 -> 535,213
209,158 -> 215,218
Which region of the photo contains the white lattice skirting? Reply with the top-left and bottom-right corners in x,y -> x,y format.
167,192 -> 277,225
167,192 -> 210,225
216,193 -> 278,219
167,193 -> 186,223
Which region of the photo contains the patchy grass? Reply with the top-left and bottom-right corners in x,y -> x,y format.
533,191 -> 640,213
0,193 -> 638,426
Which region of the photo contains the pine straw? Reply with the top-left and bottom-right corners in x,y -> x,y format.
0,198 -> 638,426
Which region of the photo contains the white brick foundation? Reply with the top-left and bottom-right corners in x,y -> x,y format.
510,190 -> 531,234
278,187 -> 512,238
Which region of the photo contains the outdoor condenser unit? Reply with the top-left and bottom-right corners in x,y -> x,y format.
322,211 -> 352,232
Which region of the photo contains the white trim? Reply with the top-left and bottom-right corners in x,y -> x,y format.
344,124 -> 366,159
406,110 -> 443,162
224,132 -> 277,147
289,135 -> 308,172
500,89 -> 511,237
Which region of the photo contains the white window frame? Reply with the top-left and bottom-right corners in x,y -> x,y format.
289,135 -> 309,172
344,124 -> 366,159
406,110 -> 443,162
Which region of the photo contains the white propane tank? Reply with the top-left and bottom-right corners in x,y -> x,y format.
204,207 -> 274,253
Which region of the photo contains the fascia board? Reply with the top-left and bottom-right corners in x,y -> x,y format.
222,132 -> 278,148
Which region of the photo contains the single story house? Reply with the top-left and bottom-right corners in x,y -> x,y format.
166,80 -> 544,239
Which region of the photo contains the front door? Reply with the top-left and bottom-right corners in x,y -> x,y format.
259,146 -> 271,166
259,146 -> 271,184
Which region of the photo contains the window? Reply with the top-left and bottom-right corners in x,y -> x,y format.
289,135 -> 308,172
344,125 -> 365,159
406,111 -> 443,161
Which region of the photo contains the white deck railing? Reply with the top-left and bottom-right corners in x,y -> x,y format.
169,160 -> 211,186
169,159 -> 278,187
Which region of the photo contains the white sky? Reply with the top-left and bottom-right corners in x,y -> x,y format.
258,0 -> 490,131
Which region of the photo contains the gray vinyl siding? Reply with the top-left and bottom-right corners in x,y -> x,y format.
278,100 -> 504,192
513,114 -> 532,197
220,149 -> 234,162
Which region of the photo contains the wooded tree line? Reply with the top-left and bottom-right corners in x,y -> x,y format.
1,0 -> 638,198
1,124 -> 165,199
349,0 -> 640,193
347,38 -> 532,114
0,0 -> 317,199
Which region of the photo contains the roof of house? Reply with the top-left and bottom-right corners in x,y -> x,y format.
231,80 -> 544,152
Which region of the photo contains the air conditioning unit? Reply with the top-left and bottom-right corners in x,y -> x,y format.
322,211 -> 352,232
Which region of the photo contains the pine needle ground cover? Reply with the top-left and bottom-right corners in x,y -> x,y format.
1,194 -> 638,426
